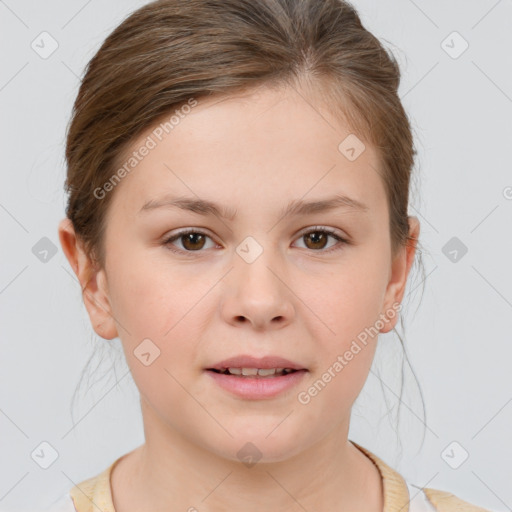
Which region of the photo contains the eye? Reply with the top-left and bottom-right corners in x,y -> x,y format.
293,227 -> 348,253
163,230 -> 217,255
162,226 -> 349,256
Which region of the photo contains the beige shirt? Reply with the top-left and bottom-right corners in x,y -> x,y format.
47,440 -> 493,511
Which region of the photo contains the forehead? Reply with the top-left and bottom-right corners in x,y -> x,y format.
108,84 -> 386,219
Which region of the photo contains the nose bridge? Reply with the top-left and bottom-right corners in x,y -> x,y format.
222,233 -> 293,328
236,233 -> 269,266
234,233 -> 282,292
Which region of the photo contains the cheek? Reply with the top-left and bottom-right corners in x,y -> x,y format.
107,250 -> 203,337
111,274 -> 203,419
302,289 -> 380,421
301,255 -> 388,399
314,260 -> 388,345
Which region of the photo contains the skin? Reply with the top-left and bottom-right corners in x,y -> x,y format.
59,82 -> 420,512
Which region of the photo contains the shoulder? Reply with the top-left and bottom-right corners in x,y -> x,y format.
406,481 -> 437,511
43,455 -> 126,512
407,481 -> 496,512
350,440 -> 495,512
421,485 -> 496,512
62,458 -> 119,512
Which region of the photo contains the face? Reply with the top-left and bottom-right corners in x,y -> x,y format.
60,84 -> 418,464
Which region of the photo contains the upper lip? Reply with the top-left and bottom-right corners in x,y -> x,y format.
207,355 -> 307,371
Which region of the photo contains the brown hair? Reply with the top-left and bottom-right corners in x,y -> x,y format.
64,0 -> 426,446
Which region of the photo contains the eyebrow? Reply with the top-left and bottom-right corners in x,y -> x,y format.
138,194 -> 369,221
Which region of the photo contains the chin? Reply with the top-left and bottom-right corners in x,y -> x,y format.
207,428 -> 308,466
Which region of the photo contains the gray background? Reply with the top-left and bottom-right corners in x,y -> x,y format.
1,0 -> 511,510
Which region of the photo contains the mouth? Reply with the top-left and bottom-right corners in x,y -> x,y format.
207,367 -> 301,377
206,354 -> 307,373
204,366 -> 308,400
204,354 -> 308,399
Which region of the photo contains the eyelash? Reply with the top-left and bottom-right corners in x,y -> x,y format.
162,227 -> 349,257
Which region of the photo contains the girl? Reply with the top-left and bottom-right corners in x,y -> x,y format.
52,0 -> 492,510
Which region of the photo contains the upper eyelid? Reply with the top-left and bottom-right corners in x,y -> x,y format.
167,225 -> 345,238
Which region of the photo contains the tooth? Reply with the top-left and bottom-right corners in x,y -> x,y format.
224,367 -> 294,376
241,368 -> 259,376
257,368 -> 277,376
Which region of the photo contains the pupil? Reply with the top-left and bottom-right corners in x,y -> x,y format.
306,232 -> 327,250
183,233 -> 205,250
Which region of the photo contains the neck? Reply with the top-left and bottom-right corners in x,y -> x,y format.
111,398 -> 383,512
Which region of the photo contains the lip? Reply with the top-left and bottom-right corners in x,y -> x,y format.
206,354 -> 307,371
205,368 -> 308,400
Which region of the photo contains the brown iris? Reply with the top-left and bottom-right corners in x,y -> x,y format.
181,232 -> 207,251
303,231 -> 328,250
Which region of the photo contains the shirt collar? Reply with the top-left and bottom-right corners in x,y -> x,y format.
70,440 -> 411,512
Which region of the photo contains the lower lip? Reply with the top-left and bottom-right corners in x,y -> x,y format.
205,370 -> 308,400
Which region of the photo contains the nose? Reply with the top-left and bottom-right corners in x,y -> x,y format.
220,247 -> 295,331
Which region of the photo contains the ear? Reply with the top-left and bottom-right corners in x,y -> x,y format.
379,216 -> 420,333
58,218 -> 118,340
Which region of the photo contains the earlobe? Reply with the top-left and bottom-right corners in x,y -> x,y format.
58,218 -> 118,340
379,216 -> 421,334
